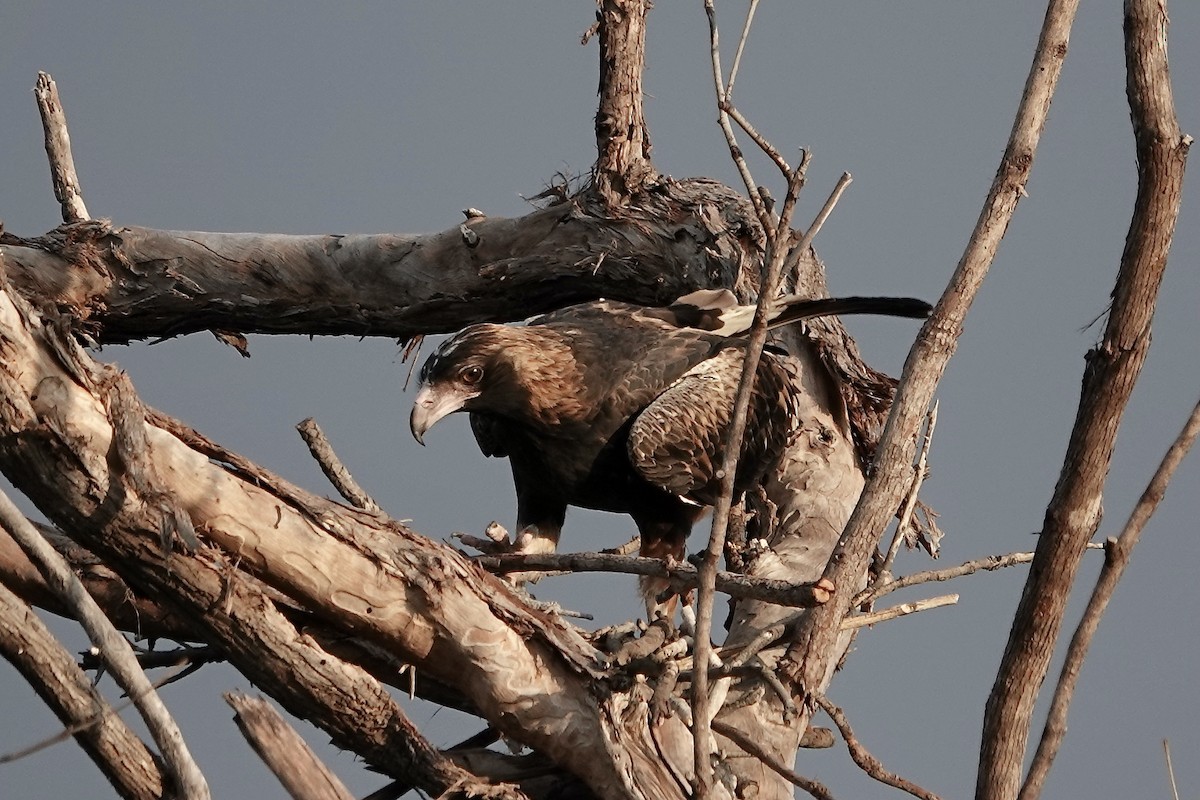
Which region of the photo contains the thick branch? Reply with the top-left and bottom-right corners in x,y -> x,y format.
979,1 -> 1189,796
0,580 -> 164,799
0,179 -> 753,344
778,0 -> 1081,725
594,0 -> 657,207
0,283 -> 693,799
1020,394 -> 1200,799
225,692 -> 356,800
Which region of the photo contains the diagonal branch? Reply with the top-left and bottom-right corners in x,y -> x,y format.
0,580 -> 164,799
817,695 -> 941,800
692,169 -> 849,796
0,489 -> 210,799
226,692 -> 356,800
1020,395 -> 1200,798
980,1 -> 1190,797
778,0 -> 1083,752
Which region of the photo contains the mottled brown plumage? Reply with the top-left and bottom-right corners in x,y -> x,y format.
409,290 -> 929,604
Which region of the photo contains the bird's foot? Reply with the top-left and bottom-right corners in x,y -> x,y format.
501,523 -> 559,587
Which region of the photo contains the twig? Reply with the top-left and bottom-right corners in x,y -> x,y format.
34,72 -> 90,223
0,661 -> 189,765
1163,739 -> 1180,800
724,103 -> 792,175
817,695 -> 941,800
0,489 -> 210,798
691,170 -> 849,796
480,551 -> 833,608
854,543 -> 1105,607
226,692 -> 355,800
840,593 -> 958,630
296,417 -> 382,512
1021,394 -> 1200,799
703,0 -> 772,236
724,0 -> 760,101
880,400 -> 938,577
710,719 -> 835,800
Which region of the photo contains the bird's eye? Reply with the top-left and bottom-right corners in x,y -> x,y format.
460,365 -> 484,385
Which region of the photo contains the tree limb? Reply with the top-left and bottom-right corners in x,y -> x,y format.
0,580 -> 164,799
1020,395 -> 1200,798
0,489 -> 210,799
226,692 -> 356,800
778,0 -> 1081,753
979,1 -> 1189,796
34,72 -> 89,223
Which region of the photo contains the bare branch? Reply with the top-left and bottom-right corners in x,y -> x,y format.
1163,740 -> 1181,800
1020,394 -> 1200,799
33,72 -> 90,223
854,544 -> 1105,607
779,0 -> 1082,748
0,489 -> 210,798
594,0 -> 657,207
841,594 -> 958,630
479,551 -> 834,608
724,103 -> 792,176
0,581 -> 164,799
226,692 -> 355,800
710,719 -> 835,800
817,695 -> 941,800
980,0 -> 1189,794
704,0 -> 773,234
880,400 -> 938,576
296,417 -> 382,512
1,177 -> 759,345
725,0 -> 760,100
691,170 -> 848,796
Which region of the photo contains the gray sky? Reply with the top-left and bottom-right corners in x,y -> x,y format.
2,3 -> 1198,798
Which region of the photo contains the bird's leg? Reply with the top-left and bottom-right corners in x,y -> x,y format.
636,517 -> 693,625
501,500 -> 565,588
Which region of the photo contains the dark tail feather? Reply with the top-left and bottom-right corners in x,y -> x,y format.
768,295 -> 932,330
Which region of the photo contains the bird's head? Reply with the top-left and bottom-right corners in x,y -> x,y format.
409,325 -> 512,445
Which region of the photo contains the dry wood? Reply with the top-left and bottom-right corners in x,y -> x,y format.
711,719 -> 834,800
817,695 -> 940,800
777,0 -> 1081,759
841,593 -> 957,630
480,551 -> 834,608
0,282 -> 699,798
1021,395 -> 1200,798
34,72 -> 89,223
594,0 -> 656,207
855,544 -> 1105,607
980,1 -> 1189,797
692,170 -> 850,796
0,489 -> 210,799
0,580 -> 164,799
225,692 -> 356,800
297,417 -> 383,512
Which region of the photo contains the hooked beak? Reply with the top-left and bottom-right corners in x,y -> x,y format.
409,385 -> 467,445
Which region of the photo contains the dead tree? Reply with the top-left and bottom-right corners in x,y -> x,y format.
0,2 -> 1190,799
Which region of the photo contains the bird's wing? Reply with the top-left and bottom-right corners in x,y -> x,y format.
627,347 -> 795,505
469,412 -> 508,457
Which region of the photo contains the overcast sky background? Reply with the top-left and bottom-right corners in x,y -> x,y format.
2,3 -> 1198,799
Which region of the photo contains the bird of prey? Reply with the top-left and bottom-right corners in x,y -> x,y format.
410,289 -> 930,608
